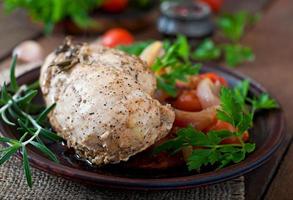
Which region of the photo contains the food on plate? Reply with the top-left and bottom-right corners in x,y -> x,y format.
0,35 -> 279,187
40,38 -> 175,165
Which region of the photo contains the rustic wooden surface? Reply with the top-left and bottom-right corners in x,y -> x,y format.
0,0 -> 292,199
0,5 -> 41,61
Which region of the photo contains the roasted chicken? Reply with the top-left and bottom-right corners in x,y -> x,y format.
40,39 -> 175,165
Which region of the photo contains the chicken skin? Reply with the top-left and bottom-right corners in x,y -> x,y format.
40,39 -> 175,165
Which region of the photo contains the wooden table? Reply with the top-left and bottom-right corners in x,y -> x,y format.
0,0 -> 292,199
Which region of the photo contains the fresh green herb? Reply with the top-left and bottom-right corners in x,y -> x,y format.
223,44 -> 255,67
192,39 -> 221,61
0,56 -> 61,187
217,11 -> 259,42
233,80 -> 279,114
151,35 -> 201,97
117,40 -> 154,56
3,0 -> 103,34
192,39 -> 254,67
155,81 -> 278,171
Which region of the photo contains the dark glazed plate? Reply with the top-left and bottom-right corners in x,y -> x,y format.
0,66 -> 285,190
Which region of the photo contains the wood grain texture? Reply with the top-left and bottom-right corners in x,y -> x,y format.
0,5 -> 42,60
229,0 -> 293,198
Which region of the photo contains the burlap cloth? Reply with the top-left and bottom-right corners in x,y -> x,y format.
0,64 -> 245,200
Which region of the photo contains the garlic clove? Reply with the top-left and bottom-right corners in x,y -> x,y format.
13,40 -> 44,63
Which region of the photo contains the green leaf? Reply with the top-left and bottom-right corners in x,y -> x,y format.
9,54 -> 19,92
39,128 -> 62,141
150,35 -> 200,96
252,94 -> 279,111
0,137 -> 14,143
218,87 -> 243,126
17,90 -> 38,106
233,80 -> 250,105
0,144 -> 21,165
208,150 -> 220,165
208,130 -> 234,140
244,143 -> 256,153
1,83 -> 10,102
176,35 -> 190,60
237,113 -> 252,134
187,149 -> 211,171
22,146 -> 32,188
118,40 -> 154,56
223,44 -> 255,67
156,77 -> 177,97
231,149 -> 246,163
27,80 -> 40,91
193,39 -> 221,61
36,103 -> 56,123
217,11 -> 258,41
216,110 -> 234,125
153,137 -> 185,154
30,141 -> 59,163
1,109 -> 15,126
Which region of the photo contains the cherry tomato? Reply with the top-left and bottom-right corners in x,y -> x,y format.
221,131 -> 250,144
172,90 -> 202,112
100,28 -> 134,48
199,0 -> 223,13
102,0 -> 128,13
208,120 -> 236,132
200,72 -> 228,86
207,120 -> 250,144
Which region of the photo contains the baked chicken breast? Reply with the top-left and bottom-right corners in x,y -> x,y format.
40,39 -> 175,165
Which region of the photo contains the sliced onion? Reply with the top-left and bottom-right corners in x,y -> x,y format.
139,41 -> 164,67
174,106 -> 218,131
196,78 -> 221,109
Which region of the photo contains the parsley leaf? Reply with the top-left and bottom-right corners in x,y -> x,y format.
154,83 -> 276,171
192,39 -> 221,61
151,36 -> 201,97
251,94 -> 279,111
223,44 -> 255,67
117,40 -> 154,56
217,11 -> 259,42
155,125 -> 255,171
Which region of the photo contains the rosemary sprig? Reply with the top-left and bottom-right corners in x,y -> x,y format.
0,56 -> 61,187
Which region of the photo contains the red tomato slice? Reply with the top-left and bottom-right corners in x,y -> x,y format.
221,132 -> 250,144
172,90 -> 202,112
100,28 -> 134,48
199,0 -> 223,13
200,72 -> 228,86
207,120 -> 250,144
102,0 -> 128,13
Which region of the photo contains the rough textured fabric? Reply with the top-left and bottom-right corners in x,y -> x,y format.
0,156 -> 245,200
0,62 -> 245,200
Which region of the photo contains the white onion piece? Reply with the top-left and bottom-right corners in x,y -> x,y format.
196,78 -> 221,109
174,106 -> 218,131
139,41 -> 164,67
13,40 -> 44,63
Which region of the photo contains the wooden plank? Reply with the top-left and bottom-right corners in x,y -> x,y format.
223,0 -> 273,12
0,5 -> 42,61
231,0 -> 293,199
266,143 -> 293,200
